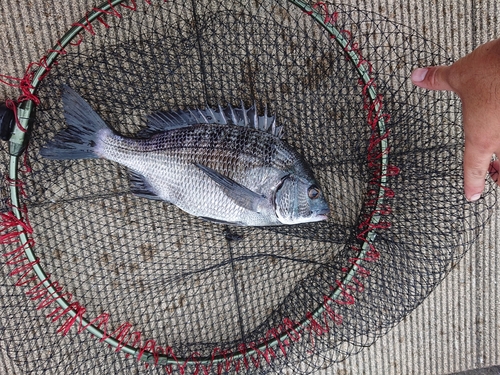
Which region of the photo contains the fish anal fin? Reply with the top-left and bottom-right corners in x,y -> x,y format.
129,171 -> 163,201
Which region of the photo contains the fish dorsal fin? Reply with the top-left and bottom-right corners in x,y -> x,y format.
139,109 -> 220,137
222,103 -> 282,138
140,103 -> 282,138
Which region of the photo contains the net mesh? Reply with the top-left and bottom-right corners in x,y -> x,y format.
0,1 -> 496,374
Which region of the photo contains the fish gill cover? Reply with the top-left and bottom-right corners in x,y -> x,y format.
0,0 -> 496,374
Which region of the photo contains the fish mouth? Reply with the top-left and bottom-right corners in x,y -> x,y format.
313,207 -> 330,221
317,207 -> 330,215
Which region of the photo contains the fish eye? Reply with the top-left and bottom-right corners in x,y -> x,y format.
308,186 -> 320,199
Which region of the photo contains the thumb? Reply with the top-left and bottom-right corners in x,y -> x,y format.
463,140 -> 491,202
410,66 -> 454,92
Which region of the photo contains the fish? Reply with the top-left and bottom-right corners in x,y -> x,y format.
40,85 -> 330,226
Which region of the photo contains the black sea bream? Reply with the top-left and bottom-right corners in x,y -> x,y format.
41,85 -> 330,226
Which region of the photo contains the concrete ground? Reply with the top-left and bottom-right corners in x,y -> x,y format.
0,1 -> 498,374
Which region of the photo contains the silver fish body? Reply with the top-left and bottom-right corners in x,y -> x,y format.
41,86 -> 330,226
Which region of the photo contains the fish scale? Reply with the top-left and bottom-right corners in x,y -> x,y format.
40,85 -> 330,226
100,125 -> 288,225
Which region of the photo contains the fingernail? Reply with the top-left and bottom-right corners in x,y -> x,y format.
411,68 -> 428,82
469,193 -> 481,202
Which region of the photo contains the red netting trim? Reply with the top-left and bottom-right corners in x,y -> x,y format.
0,0 -> 163,131
0,1 -> 399,373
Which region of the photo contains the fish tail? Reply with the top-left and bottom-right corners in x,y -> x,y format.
40,85 -> 111,160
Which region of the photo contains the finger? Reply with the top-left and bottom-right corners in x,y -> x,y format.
463,141 -> 492,201
489,158 -> 500,186
410,66 -> 454,92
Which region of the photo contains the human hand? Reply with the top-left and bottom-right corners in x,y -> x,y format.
410,38 -> 500,202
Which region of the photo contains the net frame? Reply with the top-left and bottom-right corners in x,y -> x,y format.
0,0 -> 489,374
1,0 -> 393,369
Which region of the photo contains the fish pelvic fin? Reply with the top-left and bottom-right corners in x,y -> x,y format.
198,217 -> 246,226
39,85 -> 111,160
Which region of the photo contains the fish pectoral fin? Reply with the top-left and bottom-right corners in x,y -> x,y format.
194,163 -> 267,212
129,171 -> 163,201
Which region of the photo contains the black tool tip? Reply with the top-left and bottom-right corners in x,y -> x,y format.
0,102 -> 15,141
